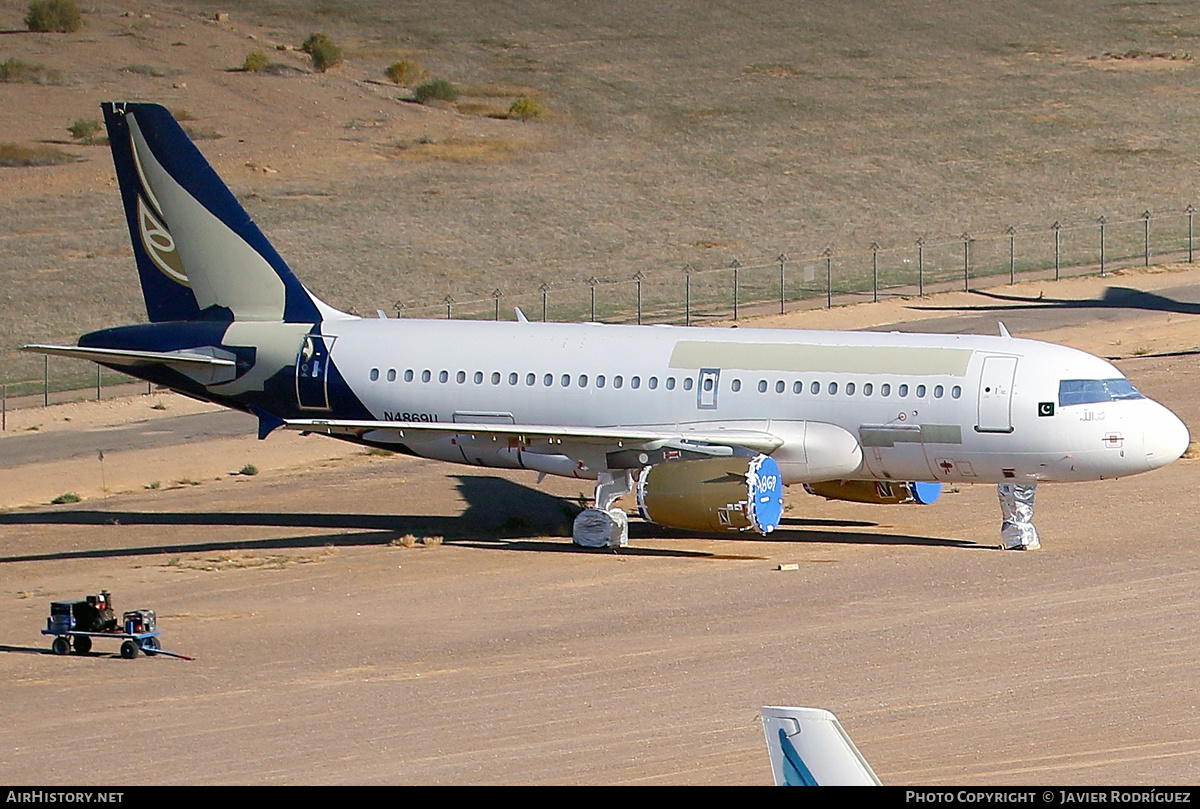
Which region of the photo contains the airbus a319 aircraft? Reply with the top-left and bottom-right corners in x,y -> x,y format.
25,103 -> 1191,549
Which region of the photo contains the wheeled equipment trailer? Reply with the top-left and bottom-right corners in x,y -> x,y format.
43,597 -> 166,659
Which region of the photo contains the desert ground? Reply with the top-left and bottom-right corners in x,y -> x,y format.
2,266 -> 1200,785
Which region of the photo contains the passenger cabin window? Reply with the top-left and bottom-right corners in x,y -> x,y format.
846,382 -> 855,395
456,371 -> 466,384
631,376 -> 641,389
881,383 -> 891,396
369,368 -> 379,381
508,372 -> 518,385
666,378 -> 676,390
863,383 -> 873,396
439,370 -> 449,383
916,384 -> 926,397
387,369 -> 396,382
544,374 -> 553,387
1059,379 -> 1144,406
758,380 -> 768,393
422,370 -> 432,383
683,378 -> 694,391
475,371 -> 484,384
562,374 -> 571,387
405,370 -> 414,383
898,384 -> 909,397
793,381 -> 803,394
775,380 -> 785,394
597,375 -> 606,388
934,385 -> 943,398
526,373 -> 536,386
732,379 -> 742,392
614,376 -> 624,389
952,385 -> 962,398
579,374 -> 588,387
811,381 -> 820,395
649,377 -> 658,390
829,381 -> 838,395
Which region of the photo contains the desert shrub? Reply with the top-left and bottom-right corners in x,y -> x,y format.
507,97 -> 544,120
67,118 -> 100,140
414,78 -> 457,104
301,33 -> 342,72
25,0 -> 81,33
0,57 -> 61,84
0,142 -> 77,167
384,59 -> 425,86
50,492 -> 80,504
239,464 -> 258,476
242,50 -> 269,72
300,32 -> 330,53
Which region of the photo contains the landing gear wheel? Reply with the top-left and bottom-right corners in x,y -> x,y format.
142,637 -> 159,657
51,637 -> 69,656
73,634 -> 92,655
120,640 -> 138,659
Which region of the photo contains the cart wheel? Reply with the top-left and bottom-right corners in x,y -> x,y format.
120,640 -> 138,659
142,637 -> 159,657
73,635 -> 92,655
51,637 -> 69,656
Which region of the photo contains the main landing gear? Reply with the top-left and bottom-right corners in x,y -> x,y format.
572,470 -> 633,549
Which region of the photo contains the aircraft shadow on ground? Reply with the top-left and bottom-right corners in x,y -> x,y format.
0,475 -> 983,563
911,286 -> 1200,318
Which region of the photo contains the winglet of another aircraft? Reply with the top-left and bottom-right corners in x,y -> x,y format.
761,706 -> 881,786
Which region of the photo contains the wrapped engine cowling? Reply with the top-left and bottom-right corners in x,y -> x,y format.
636,454 -> 784,534
803,480 -> 941,505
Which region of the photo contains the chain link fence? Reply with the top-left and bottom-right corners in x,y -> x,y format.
5,207 -> 1197,408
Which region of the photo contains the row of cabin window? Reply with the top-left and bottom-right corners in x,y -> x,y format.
366,367 -> 962,399
733,379 -> 962,399
368,368 -> 694,390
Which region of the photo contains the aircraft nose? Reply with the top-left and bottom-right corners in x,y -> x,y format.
1145,404 -> 1191,471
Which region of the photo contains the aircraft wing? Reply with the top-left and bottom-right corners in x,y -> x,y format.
282,417 -> 785,455
22,344 -> 235,368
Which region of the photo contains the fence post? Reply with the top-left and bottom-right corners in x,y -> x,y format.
1142,210 -> 1151,266
730,259 -> 740,320
961,232 -> 971,291
1052,221 -> 1061,281
96,365 -> 101,401
443,295 -> 454,319
2,384 -> 6,431
823,247 -> 833,308
870,242 -> 880,303
393,299 -> 404,318
633,271 -> 644,325
492,288 -> 503,321
1098,215 -> 1107,277
540,282 -> 550,322
777,253 -> 787,315
1188,205 -> 1195,263
916,237 -> 925,296
683,264 -> 692,326
43,355 -> 48,407
588,277 -> 599,322
1006,225 -> 1016,284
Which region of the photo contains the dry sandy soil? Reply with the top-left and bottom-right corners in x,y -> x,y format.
2,267 -> 1200,785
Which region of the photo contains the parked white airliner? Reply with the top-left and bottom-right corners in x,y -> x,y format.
24,104 -> 1190,549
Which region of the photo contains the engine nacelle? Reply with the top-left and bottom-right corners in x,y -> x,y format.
803,480 -> 942,505
637,455 -> 784,535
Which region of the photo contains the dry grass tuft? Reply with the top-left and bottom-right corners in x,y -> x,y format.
0,143 -> 78,167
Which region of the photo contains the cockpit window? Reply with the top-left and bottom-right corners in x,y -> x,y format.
1059,378 -> 1145,407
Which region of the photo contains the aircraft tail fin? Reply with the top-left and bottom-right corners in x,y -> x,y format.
761,706 -> 881,786
101,102 -> 349,324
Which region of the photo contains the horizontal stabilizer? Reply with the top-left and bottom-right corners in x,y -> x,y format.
22,344 -> 235,368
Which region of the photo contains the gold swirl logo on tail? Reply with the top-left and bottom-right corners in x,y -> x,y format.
129,126 -> 190,287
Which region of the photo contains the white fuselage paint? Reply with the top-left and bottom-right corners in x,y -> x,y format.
318,318 -> 1189,485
